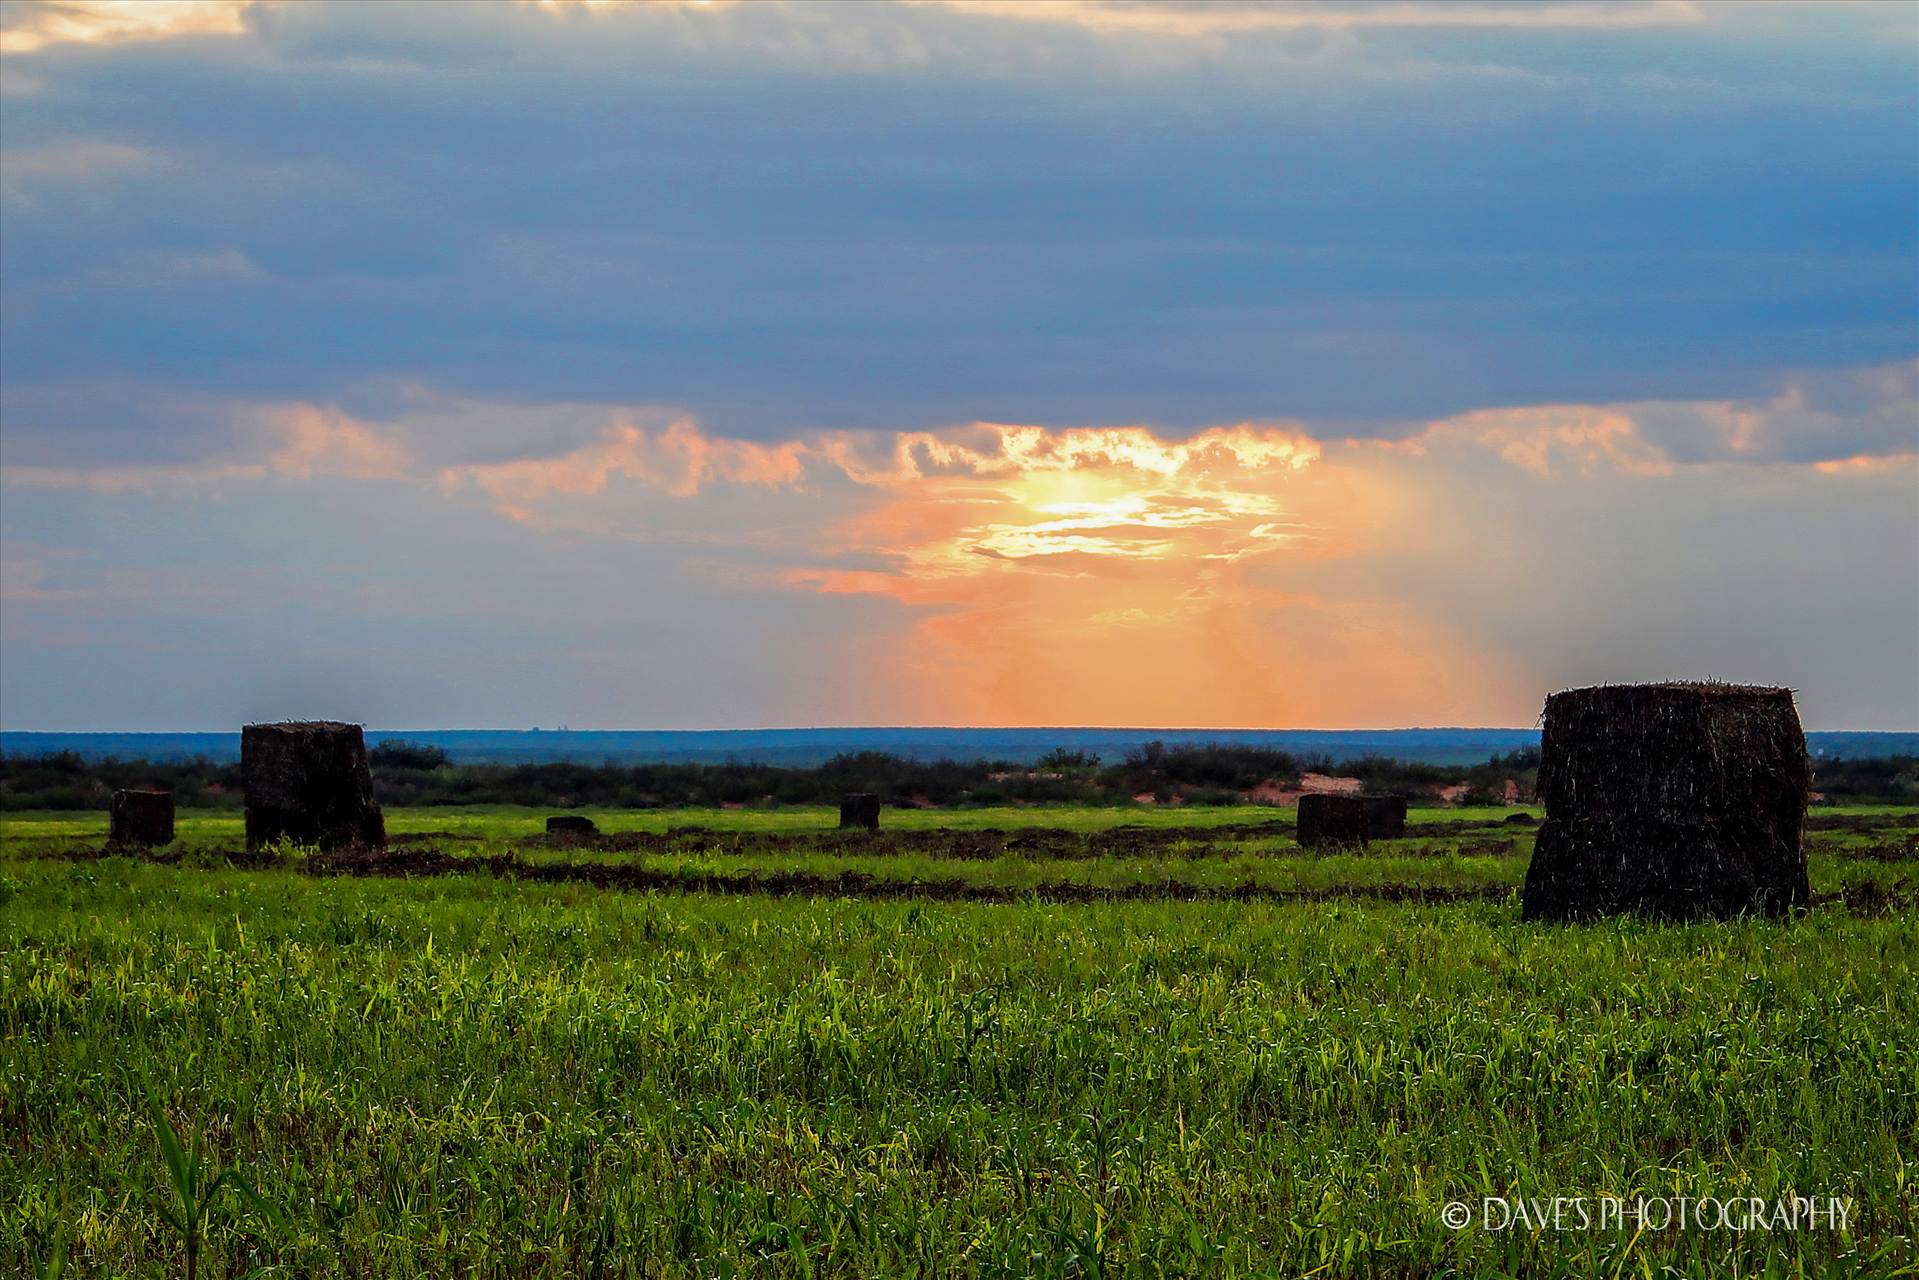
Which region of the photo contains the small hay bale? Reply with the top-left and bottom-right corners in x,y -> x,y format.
1296,794 -> 1407,847
242,721 -> 386,851
1521,682 -> 1809,922
839,793 -> 882,831
547,815 -> 599,836
109,788 -> 174,847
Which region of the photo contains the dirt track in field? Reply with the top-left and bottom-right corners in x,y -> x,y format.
313,843 -> 1518,905
521,822 -> 1521,859
39,837 -> 1914,915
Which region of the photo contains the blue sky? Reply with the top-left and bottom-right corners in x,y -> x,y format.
2,1 -> 1915,730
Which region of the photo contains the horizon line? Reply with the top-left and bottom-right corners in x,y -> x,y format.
6,725 -> 1915,736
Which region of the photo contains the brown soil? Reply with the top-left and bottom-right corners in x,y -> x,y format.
1820,838 -> 1919,862
69,840 -> 1511,905
528,818 -> 1528,859
1805,811 -> 1919,834
1817,878 -> 1919,918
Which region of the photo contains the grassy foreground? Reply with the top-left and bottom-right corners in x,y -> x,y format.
2,807 -> 1916,1277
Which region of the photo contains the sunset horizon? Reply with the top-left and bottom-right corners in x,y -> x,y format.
4,1 -> 1914,735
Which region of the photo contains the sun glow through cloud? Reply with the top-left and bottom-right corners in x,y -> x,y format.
429,414 -> 1382,723
3,374 -> 1913,728
769,422 -> 1430,727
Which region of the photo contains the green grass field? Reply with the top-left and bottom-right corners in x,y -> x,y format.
3,806 -> 1916,1277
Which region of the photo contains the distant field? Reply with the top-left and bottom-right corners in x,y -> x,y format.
3,806 -> 1915,1277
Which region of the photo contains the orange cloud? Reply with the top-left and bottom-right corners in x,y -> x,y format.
423,414 -> 1460,726
1390,362 -> 1919,476
917,0 -> 1702,37
1812,451 -> 1919,476
769,421 -> 1482,727
9,390 -> 1902,727
0,1 -> 251,55
260,404 -> 411,480
1399,404 -> 1674,476
438,417 -> 807,516
796,422 -> 1318,588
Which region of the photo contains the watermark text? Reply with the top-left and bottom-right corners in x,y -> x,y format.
1440,1195 -> 1853,1233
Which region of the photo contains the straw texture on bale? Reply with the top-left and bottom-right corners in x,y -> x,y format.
839,793 -> 882,831
109,788 -> 174,847
1522,682 -> 1809,922
1295,794 -> 1407,847
547,815 -> 599,835
242,721 -> 386,851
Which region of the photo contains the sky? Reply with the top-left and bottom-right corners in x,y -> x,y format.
0,0 -> 1915,732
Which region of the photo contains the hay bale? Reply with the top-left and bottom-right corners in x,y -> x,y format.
547,815 -> 599,836
1296,794 -> 1407,846
242,721 -> 385,851
1521,682 -> 1809,922
109,788 -> 174,847
839,793 -> 882,831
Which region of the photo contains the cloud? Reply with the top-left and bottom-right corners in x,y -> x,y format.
0,402 -> 409,493
917,0 -> 1705,38
0,140 -> 156,180
757,419 -> 1458,726
818,423 -> 1317,484
0,545 -> 87,602
5,358 -> 1907,522
495,0 -> 1708,69
1401,404 -> 1674,477
437,417 -> 808,519
548,392 -> 1900,727
0,141 -> 161,207
7,365 -> 1905,510
0,1 -> 251,55
2,0 -> 1910,436
3,382 -> 1913,727
1812,451 -> 1919,476
28,247 -> 270,294
1388,359 -> 1919,476
258,403 -> 411,480
795,423 -> 1319,586
0,1 -> 1912,731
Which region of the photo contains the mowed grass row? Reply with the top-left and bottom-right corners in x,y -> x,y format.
5,806 -> 1912,901
4,830 -> 1917,1278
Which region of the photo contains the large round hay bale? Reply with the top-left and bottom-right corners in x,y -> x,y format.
839,792 -> 882,831
242,721 -> 386,851
1296,794 -> 1407,847
1522,682 -> 1809,922
109,789 -> 174,847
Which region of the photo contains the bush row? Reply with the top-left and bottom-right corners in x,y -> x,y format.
6,742 -> 1904,811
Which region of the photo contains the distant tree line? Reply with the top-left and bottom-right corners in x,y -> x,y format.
1804,754 -> 1919,803
3,742 -> 1910,811
1317,747 -> 1542,804
2,750 -> 244,811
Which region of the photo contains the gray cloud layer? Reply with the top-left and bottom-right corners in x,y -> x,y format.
3,0 -> 1913,440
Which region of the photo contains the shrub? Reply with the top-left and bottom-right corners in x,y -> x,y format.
369,739 -> 450,770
